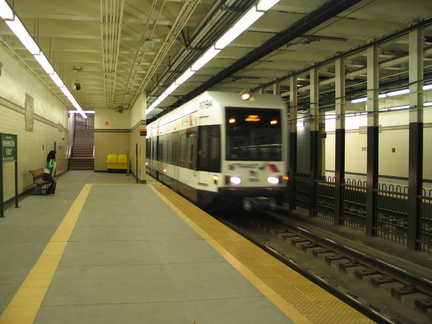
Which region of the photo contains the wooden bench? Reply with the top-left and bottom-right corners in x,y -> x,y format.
29,168 -> 51,195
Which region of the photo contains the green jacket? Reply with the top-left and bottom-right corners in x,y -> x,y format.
44,159 -> 55,173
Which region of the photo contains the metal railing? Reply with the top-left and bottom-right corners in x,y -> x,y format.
287,174 -> 432,253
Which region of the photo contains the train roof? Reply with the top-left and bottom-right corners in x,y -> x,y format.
147,91 -> 287,128
200,91 -> 286,109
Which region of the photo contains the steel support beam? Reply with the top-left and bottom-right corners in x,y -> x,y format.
334,58 -> 345,225
408,28 -> 424,250
288,76 -> 298,210
366,45 -> 379,236
309,68 -> 319,217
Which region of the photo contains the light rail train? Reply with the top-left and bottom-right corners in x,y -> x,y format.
146,91 -> 288,210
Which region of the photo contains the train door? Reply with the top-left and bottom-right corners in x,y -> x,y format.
155,136 -> 160,180
172,131 -> 179,191
197,125 -> 221,185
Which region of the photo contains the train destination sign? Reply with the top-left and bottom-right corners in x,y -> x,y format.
1,133 -> 17,162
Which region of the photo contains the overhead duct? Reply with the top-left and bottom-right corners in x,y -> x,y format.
100,0 -> 125,106
146,0 -> 362,123
178,0 -> 363,104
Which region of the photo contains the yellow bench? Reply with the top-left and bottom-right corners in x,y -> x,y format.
107,154 -> 128,173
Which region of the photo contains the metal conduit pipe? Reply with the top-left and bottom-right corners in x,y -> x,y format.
149,0 -> 243,84
145,0 -> 253,101
100,0 -> 125,105
131,0 -> 202,105
146,0 -> 256,103
120,0 -> 159,106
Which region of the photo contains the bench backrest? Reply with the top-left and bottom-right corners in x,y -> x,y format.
30,168 -> 45,179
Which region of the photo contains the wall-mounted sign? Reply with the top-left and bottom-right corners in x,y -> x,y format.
0,133 -> 19,217
1,133 -> 17,162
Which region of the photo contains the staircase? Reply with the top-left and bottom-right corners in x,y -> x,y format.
69,115 -> 94,170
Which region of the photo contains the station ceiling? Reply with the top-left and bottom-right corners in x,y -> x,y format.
1,0 -> 432,121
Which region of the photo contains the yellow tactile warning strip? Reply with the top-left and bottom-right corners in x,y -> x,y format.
0,184 -> 92,324
148,181 -> 376,324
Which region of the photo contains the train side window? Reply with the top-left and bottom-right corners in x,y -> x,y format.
180,131 -> 187,168
165,133 -> 173,163
159,135 -> 165,162
146,138 -> 150,159
187,127 -> 198,170
153,137 -> 159,161
179,127 -> 197,170
172,131 -> 179,165
198,125 -> 221,172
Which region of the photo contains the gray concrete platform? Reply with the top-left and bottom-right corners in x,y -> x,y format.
0,171 -> 294,324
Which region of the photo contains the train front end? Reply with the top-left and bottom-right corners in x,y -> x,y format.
218,105 -> 288,211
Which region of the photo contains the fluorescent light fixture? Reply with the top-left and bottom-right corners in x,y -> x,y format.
1,2 -> 86,118
67,96 -> 86,118
147,102 -> 158,113
351,97 -> 367,103
257,0 -> 280,11
146,0 -> 280,116
157,92 -> 169,103
49,73 -> 64,87
69,97 -> 79,107
164,83 -> 179,95
191,47 -> 220,71
60,86 -> 72,98
296,120 -> 305,128
387,88 -> 409,97
325,115 -> 337,120
34,52 -> 55,74
70,110 -> 95,114
0,0 -> 13,19
215,8 -> 263,49
5,17 -> 40,55
389,105 -> 409,111
175,69 -> 195,85
423,84 -> 432,91
424,101 -> 432,106
379,93 -> 387,98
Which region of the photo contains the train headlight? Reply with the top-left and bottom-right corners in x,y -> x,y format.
212,175 -> 219,184
227,176 -> 241,185
267,176 -> 280,185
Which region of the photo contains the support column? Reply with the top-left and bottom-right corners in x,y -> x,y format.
366,45 -> 379,236
334,58 -> 346,225
273,81 -> 281,95
137,93 -> 147,183
288,76 -> 298,210
309,68 -> 319,217
408,28 -> 424,250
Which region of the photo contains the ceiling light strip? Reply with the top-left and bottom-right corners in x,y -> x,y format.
0,0 -> 87,118
146,0 -> 280,115
350,84 -> 432,103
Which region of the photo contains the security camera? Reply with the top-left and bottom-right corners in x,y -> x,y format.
74,83 -> 81,91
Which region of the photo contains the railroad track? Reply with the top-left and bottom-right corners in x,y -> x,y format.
211,209 -> 432,324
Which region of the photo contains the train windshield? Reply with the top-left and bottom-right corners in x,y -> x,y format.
225,107 -> 282,161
